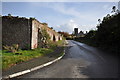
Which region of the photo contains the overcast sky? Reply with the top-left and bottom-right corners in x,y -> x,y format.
2,1 -> 118,33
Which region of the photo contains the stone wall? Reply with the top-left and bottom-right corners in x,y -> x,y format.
31,19 -> 42,49
40,23 -> 62,41
0,16 -> 2,50
2,16 -> 32,49
31,19 -> 62,49
2,16 -> 62,49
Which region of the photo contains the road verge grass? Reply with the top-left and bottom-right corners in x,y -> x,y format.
2,48 -> 53,70
2,40 -> 65,70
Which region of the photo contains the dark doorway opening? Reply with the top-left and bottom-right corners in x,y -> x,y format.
38,28 -> 42,48
53,35 -> 56,41
58,37 -> 60,40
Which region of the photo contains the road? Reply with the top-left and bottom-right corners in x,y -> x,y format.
18,40 -> 119,78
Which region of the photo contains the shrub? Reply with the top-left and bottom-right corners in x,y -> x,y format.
3,44 -> 19,53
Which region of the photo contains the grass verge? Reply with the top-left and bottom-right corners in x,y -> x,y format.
2,48 -> 53,70
2,40 -> 65,70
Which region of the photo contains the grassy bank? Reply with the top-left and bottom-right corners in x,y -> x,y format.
2,40 -> 65,70
2,48 -> 53,70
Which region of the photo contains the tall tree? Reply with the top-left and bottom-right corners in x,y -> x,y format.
98,19 -> 101,24
111,6 -> 116,13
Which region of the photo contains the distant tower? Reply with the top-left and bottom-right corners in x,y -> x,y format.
74,28 -> 78,36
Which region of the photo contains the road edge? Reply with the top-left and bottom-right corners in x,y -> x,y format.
3,49 -> 65,79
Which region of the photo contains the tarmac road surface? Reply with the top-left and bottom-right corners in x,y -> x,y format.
18,40 -> 119,78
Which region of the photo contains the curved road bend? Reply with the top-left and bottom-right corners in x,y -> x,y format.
18,40 -> 118,78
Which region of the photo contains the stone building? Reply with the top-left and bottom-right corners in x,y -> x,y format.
78,31 -> 85,37
74,28 -> 78,36
2,16 -> 62,49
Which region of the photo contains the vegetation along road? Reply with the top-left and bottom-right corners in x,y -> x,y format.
17,40 -> 118,78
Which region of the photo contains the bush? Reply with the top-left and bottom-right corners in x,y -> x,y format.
3,44 -> 19,53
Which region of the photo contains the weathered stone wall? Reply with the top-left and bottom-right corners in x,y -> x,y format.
31,19 -> 42,49
0,16 -> 2,50
2,16 -> 63,49
31,19 -> 63,49
2,16 -> 31,49
41,23 -> 62,41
